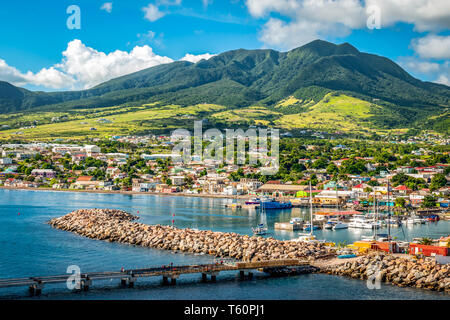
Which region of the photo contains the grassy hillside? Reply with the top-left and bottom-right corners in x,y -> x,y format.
0,40 -> 448,137
1,93 -> 434,141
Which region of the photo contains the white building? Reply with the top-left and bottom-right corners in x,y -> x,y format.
0,158 -> 12,165
84,145 -> 101,156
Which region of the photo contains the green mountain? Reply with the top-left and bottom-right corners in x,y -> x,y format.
0,40 -> 449,134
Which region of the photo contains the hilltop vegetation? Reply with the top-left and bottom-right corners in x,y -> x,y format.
0,40 -> 448,137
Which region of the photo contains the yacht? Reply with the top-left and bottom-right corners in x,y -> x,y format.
332,222 -> 349,230
348,215 -> 379,229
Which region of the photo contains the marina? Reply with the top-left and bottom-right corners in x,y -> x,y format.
0,189 -> 448,299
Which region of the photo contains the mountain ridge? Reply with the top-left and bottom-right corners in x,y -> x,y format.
0,39 -> 448,133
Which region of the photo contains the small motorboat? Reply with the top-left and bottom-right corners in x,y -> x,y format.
323,222 -> 333,230
303,223 -> 319,231
291,233 -> 318,243
245,198 -> 261,205
332,222 -> 348,230
323,218 -> 339,229
427,215 -> 440,222
252,224 -> 268,235
338,254 -> 357,259
290,217 -> 302,224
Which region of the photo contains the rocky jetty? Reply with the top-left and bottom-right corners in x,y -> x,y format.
48,209 -> 333,262
48,209 -> 448,293
322,252 -> 449,293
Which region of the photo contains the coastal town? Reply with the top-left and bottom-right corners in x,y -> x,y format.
1,133 -> 449,211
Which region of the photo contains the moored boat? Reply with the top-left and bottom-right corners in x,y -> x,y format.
332,222 -> 348,230
252,223 -> 268,235
259,197 -> 292,210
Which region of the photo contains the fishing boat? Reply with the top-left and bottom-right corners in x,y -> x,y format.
259,197 -> 292,210
252,224 -> 268,235
245,198 -> 260,205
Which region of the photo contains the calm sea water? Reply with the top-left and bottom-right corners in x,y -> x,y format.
0,189 -> 448,300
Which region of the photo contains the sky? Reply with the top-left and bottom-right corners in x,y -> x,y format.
0,0 -> 449,91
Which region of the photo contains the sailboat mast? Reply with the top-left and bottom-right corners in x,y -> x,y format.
374,193 -> 377,241
309,180 -> 313,235
335,180 -> 339,212
387,179 -> 391,253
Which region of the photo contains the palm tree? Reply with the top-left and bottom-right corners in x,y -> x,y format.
419,237 -> 433,245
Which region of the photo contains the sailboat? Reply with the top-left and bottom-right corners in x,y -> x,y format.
252,200 -> 268,235
292,181 -> 319,242
361,195 -> 379,241
331,181 -> 348,230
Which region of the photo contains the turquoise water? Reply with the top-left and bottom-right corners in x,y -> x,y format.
0,189 -> 448,300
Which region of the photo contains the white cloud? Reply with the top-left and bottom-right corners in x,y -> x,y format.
0,40 -> 174,90
411,34 -> 450,60
142,4 -> 165,22
435,74 -> 450,86
246,0 -> 366,50
399,57 -> 449,87
59,40 -> 174,89
157,0 -> 182,5
246,0 -> 450,50
100,2 -> 113,13
180,53 -> 215,63
0,59 -> 74,89
0,40 -> 219,91
365,0 -> 450,32
398,57 -> 440,74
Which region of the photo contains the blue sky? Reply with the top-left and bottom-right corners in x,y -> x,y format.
0,0 -> 449,91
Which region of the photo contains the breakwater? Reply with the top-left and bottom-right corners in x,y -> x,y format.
322,252 -> 449,293
48,209 -> 449,293
48,209 -> 333,262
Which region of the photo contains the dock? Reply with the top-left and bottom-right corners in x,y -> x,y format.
0,259 -> 310,296
274,222 -> 303,231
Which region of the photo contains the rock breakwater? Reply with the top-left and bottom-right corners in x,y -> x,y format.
322,252 -> 449,292
48,209 -> 333,262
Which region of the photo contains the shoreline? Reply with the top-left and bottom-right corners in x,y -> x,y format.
48,209 -> 449,293
0,186 -> 252,200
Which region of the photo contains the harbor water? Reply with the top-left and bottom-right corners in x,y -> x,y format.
0,189 -> 448,300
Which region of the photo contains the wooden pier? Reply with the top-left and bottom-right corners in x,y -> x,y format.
0,259 -> 310,296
